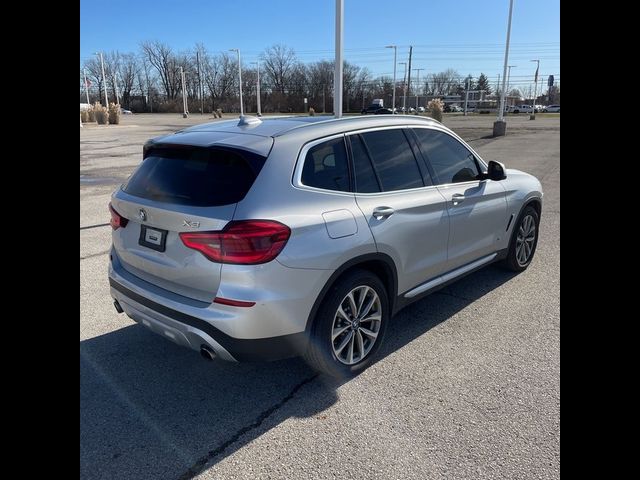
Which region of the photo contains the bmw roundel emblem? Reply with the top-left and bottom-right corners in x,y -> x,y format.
139,208 -> 147,222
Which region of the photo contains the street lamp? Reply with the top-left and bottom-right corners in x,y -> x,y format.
399,62 -> 407,114
530,59 -> 540,120
180,66 -> 188,118
251,61 -> 261,117
94,51 -> 108,107
494,0 -> 514,135
229,49 -> 244,116
385,45 -> 397,113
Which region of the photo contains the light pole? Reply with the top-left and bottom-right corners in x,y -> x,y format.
180,66 -> 188,118
399,62 -> 407,113
333,0 -> 344,118
95,52 -> 108,107
82,68 -> 90,105
251,62 -> 261,116
385,45 -> 397,113
229,49 -> 244,116
530,59 -> 540,120
414,68 -> 424,110
494,0 -> 514,135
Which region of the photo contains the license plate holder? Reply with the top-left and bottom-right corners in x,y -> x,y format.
139,225 -> 167,252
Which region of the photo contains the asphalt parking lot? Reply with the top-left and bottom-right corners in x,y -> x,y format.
80,113 -> 560,479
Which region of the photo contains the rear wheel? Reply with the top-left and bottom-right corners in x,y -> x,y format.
503,205 -> 540,272
304,269 -> 389,378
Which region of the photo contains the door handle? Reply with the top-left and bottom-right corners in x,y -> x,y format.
373,206 -> 395,220
452,194 -> 465,205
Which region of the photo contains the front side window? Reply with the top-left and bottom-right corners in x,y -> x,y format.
359,129 -> 424,191
301,137 -> 350,192
413,129 -> 480,184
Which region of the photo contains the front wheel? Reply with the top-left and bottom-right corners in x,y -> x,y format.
304,270 -> 389,378
503,205 -> 540,272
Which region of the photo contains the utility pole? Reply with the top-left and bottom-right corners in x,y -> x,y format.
95,52 -> 108,107
385,45 -> 397,113
229,49 -> 244,116
495,0 -> 514,135
399,62 -> 407,113
251,62 -> 262,116
406,46 -> 413,111
414,68 -> 424,110
143,59 -> 152,113
83,68 -> 90,105
530,59 -> 540,120
180,66 -> 188,118
113,70 -> 121,106
464,77 -> 471,116
196,50 -> 203,114
333,0 -> 344,118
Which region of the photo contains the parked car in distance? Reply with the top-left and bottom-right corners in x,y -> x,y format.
510,105 -> 534,114
108,115 -> 543,377
449,105 -> 463,112
544,104 -> 560,113
417,106 -> 425,113
361,102 -> 393,115
120,107 -> 133,115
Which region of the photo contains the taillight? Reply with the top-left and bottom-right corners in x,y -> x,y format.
109,203 -> 129,230
179,220 -> 291,265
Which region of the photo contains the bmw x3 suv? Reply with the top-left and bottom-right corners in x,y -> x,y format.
108,114 -> 542,377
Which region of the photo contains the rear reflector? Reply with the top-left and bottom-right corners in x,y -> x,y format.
213,297 -> 256,307
109,203 -> 129,230
180,220 -> 291,265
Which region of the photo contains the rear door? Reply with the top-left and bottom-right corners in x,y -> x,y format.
411,127 -> 507,270
349,128 -> 450,295
110,144 -> 267,303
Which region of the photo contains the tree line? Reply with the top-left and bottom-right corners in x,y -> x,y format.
81,41 -> 530,114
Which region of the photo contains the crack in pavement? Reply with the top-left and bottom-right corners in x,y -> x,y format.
177,374 -> 319,480
80,250 -> 110,260
80,223 -> 110,231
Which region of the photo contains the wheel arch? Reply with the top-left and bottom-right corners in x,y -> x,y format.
305,253 -> 398,333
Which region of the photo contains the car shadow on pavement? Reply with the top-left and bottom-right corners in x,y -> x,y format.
80,265 -> 516,480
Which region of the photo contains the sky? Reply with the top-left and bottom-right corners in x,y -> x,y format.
80,0 -> 559,88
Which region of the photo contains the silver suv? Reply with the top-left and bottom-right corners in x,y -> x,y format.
108,115 -> 542,377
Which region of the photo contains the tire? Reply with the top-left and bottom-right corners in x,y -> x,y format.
502,205 -> 540,272
303,269 -> 389,378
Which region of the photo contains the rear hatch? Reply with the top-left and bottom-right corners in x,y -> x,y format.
111,139 -> 271,303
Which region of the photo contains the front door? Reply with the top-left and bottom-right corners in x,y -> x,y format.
411,127 -> 508,271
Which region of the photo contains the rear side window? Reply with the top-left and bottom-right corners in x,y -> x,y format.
123,146 -> 265,206
349,135 -> 380,193
360,129 -> 424,191
301,137 -> 350,192
413,129 -> 479,184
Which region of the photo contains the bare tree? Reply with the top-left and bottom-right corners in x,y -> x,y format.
141,41 -> 181,100
308,60 -> 334,112
83,57 -> 105,104
119,53 -> 139,108
202,51 -> 237,112
427,69 -> 461,96
261,44 -> 298,95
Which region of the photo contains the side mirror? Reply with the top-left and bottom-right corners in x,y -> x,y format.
487,160 -> 507,181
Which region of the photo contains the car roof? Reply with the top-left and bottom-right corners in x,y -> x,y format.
152,115 -> 444,156
151,114 -> 445,156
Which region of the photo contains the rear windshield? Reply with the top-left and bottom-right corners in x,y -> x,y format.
122,145 -> 266,207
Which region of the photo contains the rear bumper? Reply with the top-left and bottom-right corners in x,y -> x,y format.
108,247 -> 327,362
110,278 -> 307,361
